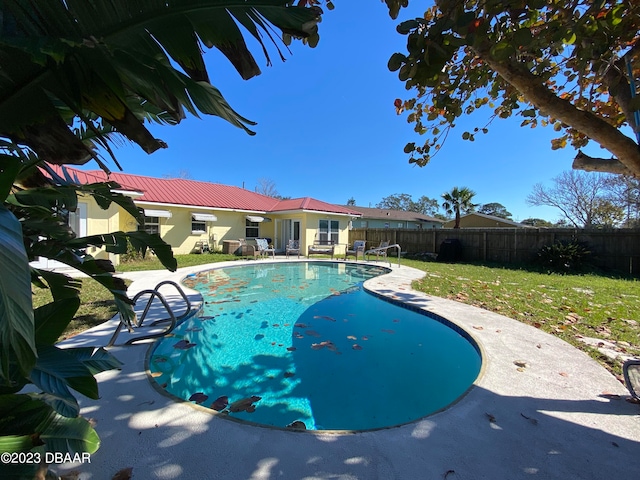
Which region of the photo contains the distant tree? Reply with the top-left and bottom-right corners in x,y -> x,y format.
441,186 -> 476,228
346,197 -> 356,206
604,175 -> 640,227
388,0 -> 640,176
414,195 -> 442,217
521,218 -> 554,228
477,202 -> 512,219
255,178 -> 280,198
377,193 -> 415,211
591,199 -> 626,227
376,193 -> 441,216
526,171 -> 622,228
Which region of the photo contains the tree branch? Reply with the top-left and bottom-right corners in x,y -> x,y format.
572,150 -> 633,175
471,43 -> 640,176
601,43 -> 640,138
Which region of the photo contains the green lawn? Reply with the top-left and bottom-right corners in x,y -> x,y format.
32,277 -> 131,341
403,259 -> 639,376
36,254 -> 640,377
116,252 -> 240,271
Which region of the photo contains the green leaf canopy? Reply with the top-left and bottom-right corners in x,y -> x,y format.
0,207 -> 36,383
0,1 -> 321,166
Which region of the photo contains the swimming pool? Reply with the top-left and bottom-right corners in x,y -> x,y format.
148,262 -> 482,431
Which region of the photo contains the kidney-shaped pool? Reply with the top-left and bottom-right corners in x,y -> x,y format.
148,262 -> 481,431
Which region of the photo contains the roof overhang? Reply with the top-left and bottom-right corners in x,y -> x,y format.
112,189 -> 144,198
192,213 -> 217,222
144,208 -> 172,218
269,209 -> 360,217
246,215 -> 272,223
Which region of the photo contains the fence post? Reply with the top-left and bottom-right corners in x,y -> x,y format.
483,231 -> 487,261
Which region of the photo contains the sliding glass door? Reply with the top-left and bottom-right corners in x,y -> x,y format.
278,219 -> 300,251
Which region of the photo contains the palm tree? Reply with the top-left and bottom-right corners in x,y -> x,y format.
442,186 -> 476,228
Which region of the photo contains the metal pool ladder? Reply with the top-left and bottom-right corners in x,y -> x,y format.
107,280 -> 193,346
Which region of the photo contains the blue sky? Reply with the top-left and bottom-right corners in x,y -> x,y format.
97,2 -> 603,223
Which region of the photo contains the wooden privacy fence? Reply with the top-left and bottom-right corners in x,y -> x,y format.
349,228 -> 640,275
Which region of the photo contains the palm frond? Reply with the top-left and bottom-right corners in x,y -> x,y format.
0,0 -> 321,168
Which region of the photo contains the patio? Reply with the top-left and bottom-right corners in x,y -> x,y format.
57,259 -> 640,480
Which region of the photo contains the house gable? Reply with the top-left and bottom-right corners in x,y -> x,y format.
345,205 -> 444,229
444,212 -> 533,228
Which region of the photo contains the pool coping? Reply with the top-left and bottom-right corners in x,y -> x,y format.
56,258 -> 640,480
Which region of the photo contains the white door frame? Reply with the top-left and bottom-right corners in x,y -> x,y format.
278,219 -> 300,253
30,202 -> 88,269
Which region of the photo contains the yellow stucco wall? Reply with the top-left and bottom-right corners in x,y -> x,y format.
143,208 -> 352,256
80,196 -> 354,261
189,210 -> 272,253
298,212 -> 350,255
82,194 -> 121,261
135,206 -> 279,254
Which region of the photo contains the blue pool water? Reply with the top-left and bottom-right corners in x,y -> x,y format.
149,262 -> 481,431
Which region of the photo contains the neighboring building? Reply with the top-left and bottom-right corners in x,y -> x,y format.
39,166 -> 361,265
344,205 -> 444,229
443,212 -> 533,228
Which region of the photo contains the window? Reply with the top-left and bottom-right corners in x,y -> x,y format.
398,222 -> 404,228
360,220 -> 368,228
246,218 -> 259,238
318,219 -> 339,244
140,216 -> 159,235
192,217 -> 206,234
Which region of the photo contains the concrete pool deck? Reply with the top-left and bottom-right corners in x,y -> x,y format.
57,259 -> 640,480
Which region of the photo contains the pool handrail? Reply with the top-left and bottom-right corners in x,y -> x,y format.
107,280 -> 193,346
364,243 -> 402,267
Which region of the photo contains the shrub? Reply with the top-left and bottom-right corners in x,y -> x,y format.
534,240 -> 592,273
120,238 -> 144,263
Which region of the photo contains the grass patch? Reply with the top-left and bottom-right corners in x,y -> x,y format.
116,252 -> 240,271
32,277 -> 129,341
402,259 -> 640,376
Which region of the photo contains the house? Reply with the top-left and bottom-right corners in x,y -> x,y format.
443,212 -> 533,228
41,166 -> 361,265
344,205 -> 444,229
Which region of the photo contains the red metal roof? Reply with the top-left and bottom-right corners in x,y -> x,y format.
272,197 -> 361,216
44,165 -> 142,192
46,165 -> 359,215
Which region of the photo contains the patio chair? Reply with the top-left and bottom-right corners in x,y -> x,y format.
190,240 -> 210,254
345,240 -> 366,261
623,359 -> 640,401
238,238 -> 252,257
255,238 -> 276,259
286,239 -> 301,258
366,241 -> 389,261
